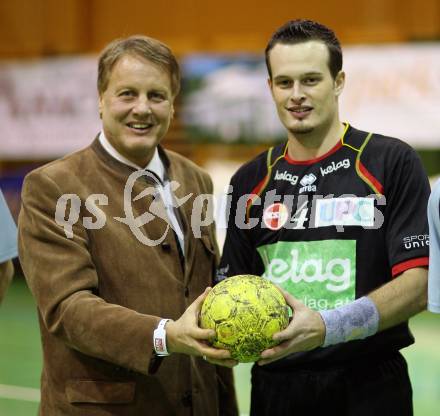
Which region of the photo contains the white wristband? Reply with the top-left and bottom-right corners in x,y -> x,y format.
153,319 -> 171,356
319,296 -> 380,347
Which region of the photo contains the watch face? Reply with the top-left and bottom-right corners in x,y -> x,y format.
153,319 -> 171,356
154,336 -> 166,354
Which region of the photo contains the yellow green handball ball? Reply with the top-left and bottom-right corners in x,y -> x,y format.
200,275 -> 289,363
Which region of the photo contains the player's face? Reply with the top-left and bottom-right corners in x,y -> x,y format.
99,54 -> 174,167
268,41 -> 344,137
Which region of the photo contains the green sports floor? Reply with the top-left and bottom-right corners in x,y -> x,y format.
1,278 -> 439,416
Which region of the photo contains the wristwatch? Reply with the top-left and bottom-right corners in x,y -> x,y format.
153,319 -> 171,356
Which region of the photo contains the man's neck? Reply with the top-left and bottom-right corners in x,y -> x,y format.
98,132 -> 164,181
287,121 -> 346,162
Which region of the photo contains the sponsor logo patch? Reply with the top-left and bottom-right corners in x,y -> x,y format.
263,203 -> 289,230
320,158 -> 351,176
314,197 -> 375,227
299,173 -> 317,194
274,170 -> 299,185
258,240 -> 356,310
403,234 -> 429,250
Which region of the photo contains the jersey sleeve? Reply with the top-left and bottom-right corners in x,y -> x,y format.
217,173 -> 258,282
0,189 -> 18,263
428,180 -> 440,313
384,145 -> 430,276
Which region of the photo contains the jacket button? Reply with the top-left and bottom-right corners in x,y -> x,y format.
161,242 -> 171,251
184,287 -> 189,297
181,390 -> 192,407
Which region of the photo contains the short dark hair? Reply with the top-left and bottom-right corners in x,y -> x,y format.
265,19 -> 342,79
98,35 -> 181,96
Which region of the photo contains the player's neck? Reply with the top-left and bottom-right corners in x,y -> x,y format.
287,120 -> 345,162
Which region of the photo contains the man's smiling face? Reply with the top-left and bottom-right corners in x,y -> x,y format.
268,41 -> 344,138
99,53 -> 174,167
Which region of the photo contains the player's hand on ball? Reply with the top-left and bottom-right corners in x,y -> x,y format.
258,290 -> 325,366
165,288 -> 237,367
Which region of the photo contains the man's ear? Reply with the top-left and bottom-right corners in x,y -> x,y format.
98,95 -> 103,119
334,70 -> 345,97
267,77 -> 274,97
170,105 -> 175,119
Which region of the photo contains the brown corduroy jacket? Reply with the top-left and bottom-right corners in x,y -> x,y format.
18,138 -> 238,416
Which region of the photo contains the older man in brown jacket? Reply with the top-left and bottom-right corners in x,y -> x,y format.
18,35 -> 238,415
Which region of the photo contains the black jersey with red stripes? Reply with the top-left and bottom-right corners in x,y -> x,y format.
218,123 -> 430,369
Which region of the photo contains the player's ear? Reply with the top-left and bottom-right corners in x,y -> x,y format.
334,71 -> 345,97
268,77 -> 274,97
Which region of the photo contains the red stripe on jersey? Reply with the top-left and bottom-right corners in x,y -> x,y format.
358,161 -> 384,195
246,175 -> 268,208
391,257 -> 429,277
284,140 -> 342,165
246,175 -> 269,222
249,175 -> 267,197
